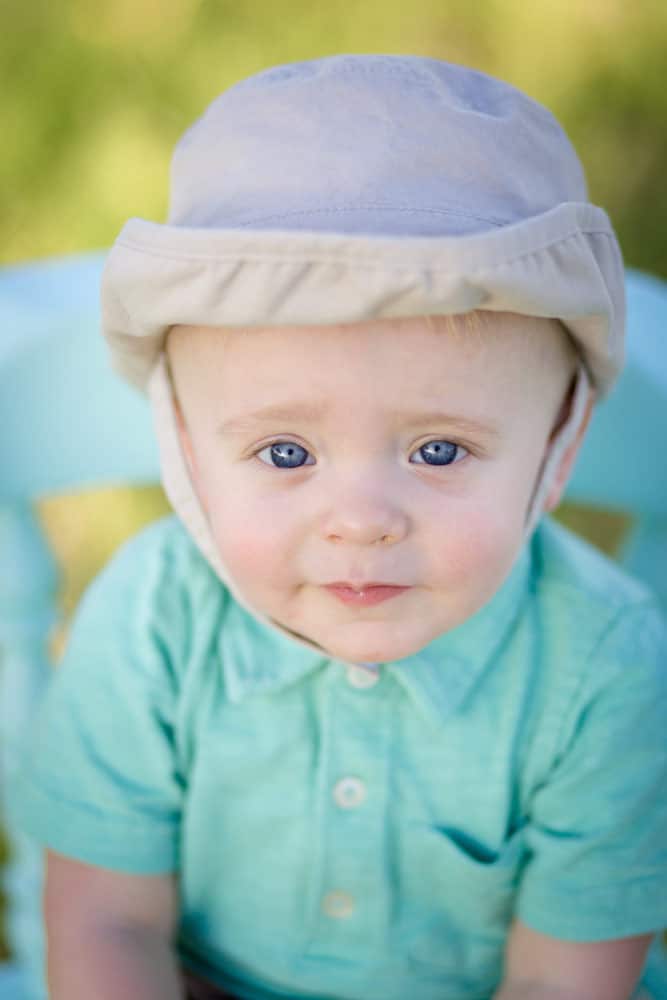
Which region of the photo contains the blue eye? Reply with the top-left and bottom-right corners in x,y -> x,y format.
257,441 -> 313,468
411,440 -> 466,466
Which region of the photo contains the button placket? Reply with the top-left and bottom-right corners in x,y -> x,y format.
306,664 -> 393,956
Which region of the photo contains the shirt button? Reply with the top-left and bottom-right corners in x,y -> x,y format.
346,664 -> 380,689
321,890 -> 355,919
333,776 -> 367,809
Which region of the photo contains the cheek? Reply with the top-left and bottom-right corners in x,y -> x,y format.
457,511 -> 518,569
429,496 -> 524,606
204,487 -> 297,588
214,530 -> 275,588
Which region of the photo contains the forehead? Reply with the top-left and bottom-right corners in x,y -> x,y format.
166,312 -> 572,416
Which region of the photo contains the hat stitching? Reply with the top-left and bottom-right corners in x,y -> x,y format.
233,206 -> 508,229
115,228 -> 616,272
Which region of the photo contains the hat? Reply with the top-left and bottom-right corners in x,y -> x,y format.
101,54 -> 625,396
100,56 -> 625,635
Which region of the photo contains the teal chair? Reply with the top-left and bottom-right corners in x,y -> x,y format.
0,254 -> 665,999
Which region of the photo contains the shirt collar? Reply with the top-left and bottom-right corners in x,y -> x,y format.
218,542 -> 532,724
217,599 -> 328,704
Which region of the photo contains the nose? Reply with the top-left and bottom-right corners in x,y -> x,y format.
321,485 -> 409,547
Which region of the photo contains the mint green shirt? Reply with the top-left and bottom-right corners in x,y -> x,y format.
12,516 -> 667,1000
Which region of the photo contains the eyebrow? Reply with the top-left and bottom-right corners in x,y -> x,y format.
218,402 -> 328,434
217,402 -> 500,441
406,412 -> 501,442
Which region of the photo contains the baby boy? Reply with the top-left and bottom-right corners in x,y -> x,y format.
14,55 -> 667,1000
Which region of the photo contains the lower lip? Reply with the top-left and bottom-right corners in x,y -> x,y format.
324,584 -> 411,607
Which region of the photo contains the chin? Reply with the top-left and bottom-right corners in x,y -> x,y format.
317,623 -> 429,665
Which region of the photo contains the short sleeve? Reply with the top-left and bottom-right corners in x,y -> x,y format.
8,522 -> 186,874
517,600 -> 667,940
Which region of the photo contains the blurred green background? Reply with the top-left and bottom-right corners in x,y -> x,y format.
2,0 -> 667,961
3,0 -> 667,274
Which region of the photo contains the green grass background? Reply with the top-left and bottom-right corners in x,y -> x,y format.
1,0 -> 666,962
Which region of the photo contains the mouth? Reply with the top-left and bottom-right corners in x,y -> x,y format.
323,582 -> 411,607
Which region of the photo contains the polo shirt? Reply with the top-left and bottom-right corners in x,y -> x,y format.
11,515 -> 667,1000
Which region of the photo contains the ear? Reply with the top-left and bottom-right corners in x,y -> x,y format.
173,397 -> 209,513
542,391 -> 595,513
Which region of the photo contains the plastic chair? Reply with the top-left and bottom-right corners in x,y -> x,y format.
0,254 -> 665,999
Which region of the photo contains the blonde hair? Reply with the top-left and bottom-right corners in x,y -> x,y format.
424,310 -> 579,378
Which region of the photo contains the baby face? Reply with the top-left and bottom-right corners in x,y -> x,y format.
168,314 -> 575,664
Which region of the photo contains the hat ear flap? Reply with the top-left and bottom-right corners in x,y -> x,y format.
172,391 -> 205,508
525,365 -> 594,534
148,355 -> 224,575
542,390 -> 595,513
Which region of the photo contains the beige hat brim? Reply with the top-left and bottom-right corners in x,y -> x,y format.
101,201 -> 624,397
